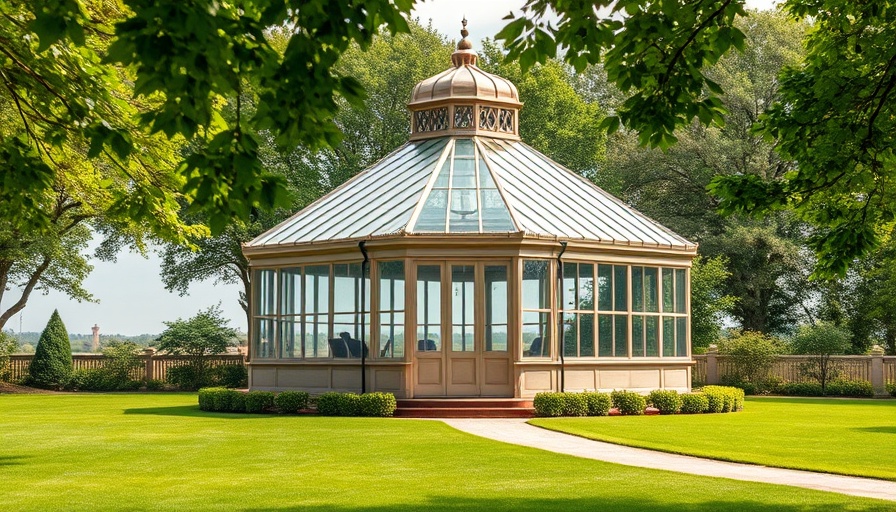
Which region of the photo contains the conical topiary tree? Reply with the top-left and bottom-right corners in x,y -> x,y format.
29,310 -> 72,389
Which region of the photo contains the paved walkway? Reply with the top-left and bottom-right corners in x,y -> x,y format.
441,418 -> 896,502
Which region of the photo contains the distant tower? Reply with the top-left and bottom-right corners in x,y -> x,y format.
91,324 -> 100,352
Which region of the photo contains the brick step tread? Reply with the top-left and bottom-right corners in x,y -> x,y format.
397,400 -> 534,409
394,408 -> 535,418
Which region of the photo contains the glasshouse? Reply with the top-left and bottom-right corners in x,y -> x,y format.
242,23 -> 698,398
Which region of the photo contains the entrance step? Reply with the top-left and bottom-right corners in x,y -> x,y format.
395,398 -> 535,418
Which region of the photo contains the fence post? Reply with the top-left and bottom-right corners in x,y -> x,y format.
705,344 -> 719,385
144,348 -> 156,381
871,345 -> 886,397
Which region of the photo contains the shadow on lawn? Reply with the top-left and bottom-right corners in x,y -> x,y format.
855,426 -> 896,434
241,495 -> 892,512
122,405 -> 256,419
0,455 -> 29,467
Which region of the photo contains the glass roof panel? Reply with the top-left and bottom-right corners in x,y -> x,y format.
448,189 -> 479,232
480,189 -> 515,230
414,189 -> 448,232
454,139 -> 475,157
433,158 -> 450,188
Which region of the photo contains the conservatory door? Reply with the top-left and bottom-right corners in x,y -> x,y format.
413,262 -> 512,397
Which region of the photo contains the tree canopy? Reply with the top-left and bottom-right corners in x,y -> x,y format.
498,0 -> 896,277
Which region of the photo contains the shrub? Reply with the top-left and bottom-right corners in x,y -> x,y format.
558,392 -> 587,417
701,386 -> 744,412
680,393 -> 709,414
648,390 -> 682,415
156,306 -> 238,390
144,379 -> 166,391
29,310 -> 73,389
215,364 -> 248,389
825,379 -> 873,398
198,387 -> 226,411
315,392 -> 342,416
274,391 -> 310,413
888,383 -> 896,398
101,341 -> 142,389
229,391 -> 247,412
778,381 -> 824,396
581,392 -> 612,416
245,391 -> 275,413
789,322 -> 850,393
336,393 -> 361,416
533,392 -> 565,417
358,392 -> 397,417
166,364 -> 208,391
66,368 -> 115,391
0,331 -> 17,382
611,390 -> 646,415
718,330 -> 782,385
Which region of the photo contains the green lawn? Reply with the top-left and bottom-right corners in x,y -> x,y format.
0,394 -> 892,511
529,397 -> 896,481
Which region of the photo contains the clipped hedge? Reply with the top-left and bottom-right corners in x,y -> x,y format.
648,389 -> 682,415
680,393 -> 709,414
358,392 -> 397,417
823,379 -> 874,398
274,391 -> 310,413
778,381 -> 824,397
611,390 -> 646,415
245,391 -> 276,413
581,392 -> 612,416
701,385 -> 744,412
533,392 -> 566,417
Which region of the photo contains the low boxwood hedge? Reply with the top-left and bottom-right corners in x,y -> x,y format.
581,392 -> 612,416
680,392 -> 709,414
823,379 -> 874,398
533,392 -> 566,417
245,391 -> 276,413
648,389 -> 682,415
611,390 -> 646,415
358,392 -> 397,417
274,391 -> 310,413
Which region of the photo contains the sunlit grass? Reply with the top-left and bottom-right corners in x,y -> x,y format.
0,393 -> 892,511
530,397 -> 896,480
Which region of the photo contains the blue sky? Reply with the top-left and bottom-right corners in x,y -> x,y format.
8,0 -> 776,336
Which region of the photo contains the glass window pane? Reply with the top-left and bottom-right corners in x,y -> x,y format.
303,314 -> 328,358
379,261 -> 405,311
379,312 -> 405,358
480,189 -> 514,230
663,316 -> 675,357
632,315 -> 644,357
416,265 -> 442,352
598,264 -> 612,311
645,315 -> 659,356
598,314 -> 612,357
451,265 -> 475,352
675,269 -> 687,313
279,268 -> 300,316
522,260 -> 550,310
614,315 -> 628,357
579,264 -> 594,310
478,157 -> 496,188
451,158 -> 476,188
485,266 -> 508,352
254,318 -> 276,359
448,189 -> 479,232
414,189 -> 448,232
677,317 -> 688,356
562,263 -> 577,311
614,265 -> 628,311
662,268 -> 674,312
255,269 -> 277,316
563,312 -> 577,357
580,313 -> 595,357
644,267 -> 658,312
304,265 -> 329,315
434,158 -> 450,188
632,266 -> 644,312
522,311 -> 550,357
454,138 -> 474,157
279,319 -> 300,359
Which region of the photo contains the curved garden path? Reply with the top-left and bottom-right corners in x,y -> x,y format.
441,418 -> 896,502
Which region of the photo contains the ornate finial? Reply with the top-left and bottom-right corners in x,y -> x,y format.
456,17 -> 474,52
